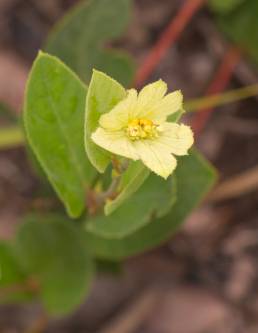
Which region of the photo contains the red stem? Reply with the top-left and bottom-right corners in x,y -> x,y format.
191,47 -> 242,136
134,0 -> 205,88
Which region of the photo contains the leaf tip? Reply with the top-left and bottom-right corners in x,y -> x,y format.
36,50 -> 49,61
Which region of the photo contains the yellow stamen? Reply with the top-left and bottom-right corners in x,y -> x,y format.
126,118 -> 161,141
139,119 -> 153,126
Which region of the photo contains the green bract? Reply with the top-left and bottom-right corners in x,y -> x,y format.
85,70 -> 127,173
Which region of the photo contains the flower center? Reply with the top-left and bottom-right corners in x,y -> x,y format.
126,118 -> 162,141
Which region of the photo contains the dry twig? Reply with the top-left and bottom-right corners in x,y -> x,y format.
191,46 -> 242,135
208,166 -> 258,202
134,0 -> 205,87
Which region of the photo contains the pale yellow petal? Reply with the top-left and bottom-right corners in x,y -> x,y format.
132,80 -> 167,119
99,89 -> 138,131
157,122 -> 194,156
150,90 -> 183,122
92,128 -> 139,160
138,80 -> 167,104
133,140 -> 177,179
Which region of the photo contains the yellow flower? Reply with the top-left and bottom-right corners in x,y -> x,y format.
91,80 -> 194,179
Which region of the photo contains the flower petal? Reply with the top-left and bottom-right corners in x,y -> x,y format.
138,80 -> 167,104
150,90 -> 183,122
99,89 -> 138,131
132,80 -> 167,119
157,122 -> 194,156
133,140 -> 177,179
92,128 -> 139,160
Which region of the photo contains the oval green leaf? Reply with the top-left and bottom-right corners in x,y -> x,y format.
0,241 -> 26,286
45,0 -> 134,86
16,216 -> 94,316
24,52 -> 96,218
0,241 -> 33,303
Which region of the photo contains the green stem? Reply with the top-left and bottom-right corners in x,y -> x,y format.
185,84 -> 258,112
0,126 -> 25,149
96,159 -> 129,204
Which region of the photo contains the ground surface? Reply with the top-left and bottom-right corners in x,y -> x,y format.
1,0 -> 258,332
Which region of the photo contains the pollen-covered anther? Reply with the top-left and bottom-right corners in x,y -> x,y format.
126,118 -> 161,141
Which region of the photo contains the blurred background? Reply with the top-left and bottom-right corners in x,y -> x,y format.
1,0 -> 258,332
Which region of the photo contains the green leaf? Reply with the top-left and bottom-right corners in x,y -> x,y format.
45,0 -> 135,86
105,161 -> 150,215
85,150 -> 217,259
85,70 -> 127,173
16,216 -> 94,315
86,174 -> 177,239
0,241 -> 26,286
0,241 -> 33,303
96,259 -> 123,275
217,0 -> 258,65
24,52 -> 96,218
209,0 -> 245,13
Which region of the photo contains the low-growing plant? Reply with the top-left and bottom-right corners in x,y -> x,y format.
0,0 -> 221,318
